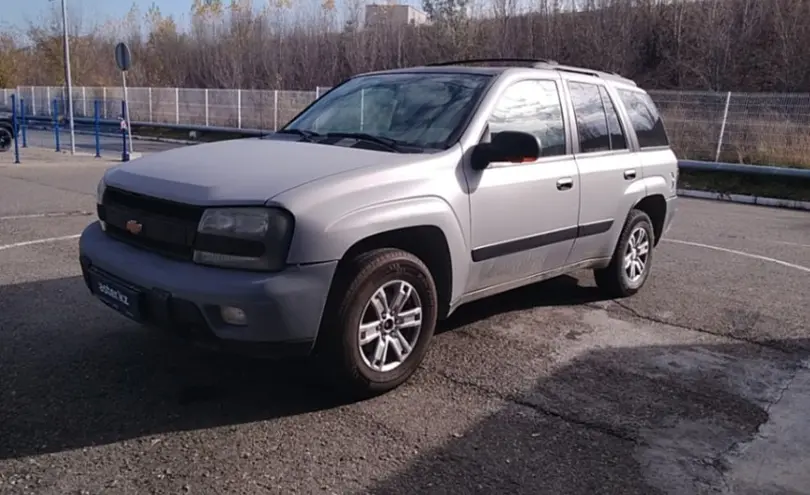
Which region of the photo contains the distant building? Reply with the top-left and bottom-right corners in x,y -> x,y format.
364,4 -> 429,28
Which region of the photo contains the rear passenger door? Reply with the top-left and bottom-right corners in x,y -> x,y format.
615,88 -> 678,200
563,76 -> 646,265
466,77 -> 580,292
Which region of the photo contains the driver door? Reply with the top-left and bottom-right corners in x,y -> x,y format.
465,78 -> 581,292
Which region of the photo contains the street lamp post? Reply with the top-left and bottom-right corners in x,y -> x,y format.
60,0 -> 76,154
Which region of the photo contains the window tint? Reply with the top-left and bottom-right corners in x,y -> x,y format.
617,89 -> 670,148
567,82 -> 611,153
488,79 -> 566,157
598,86 -> 627,150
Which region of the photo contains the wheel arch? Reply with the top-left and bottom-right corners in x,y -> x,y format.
633,194 -> 667,246
334,225 -> 455,319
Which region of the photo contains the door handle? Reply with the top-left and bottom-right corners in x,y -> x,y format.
624,169 -> 637,180
556,177 -> 574,191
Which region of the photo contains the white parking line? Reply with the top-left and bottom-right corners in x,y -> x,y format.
664,238 -> 810,273
0,234 -> 81,252
0,211 -> 92,221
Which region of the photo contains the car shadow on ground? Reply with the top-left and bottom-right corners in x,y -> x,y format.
438,272 -> 609,334
364,336 -> 809,495
2,274 -> 806,495
0,273 -> 610,461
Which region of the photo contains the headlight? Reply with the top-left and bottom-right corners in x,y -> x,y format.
192,207 -> 294,271
96,177 -> 106,205
96,178 -> 107,231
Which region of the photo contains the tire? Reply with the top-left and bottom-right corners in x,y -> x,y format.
315,248 -> 438,399
0,126 -> 12,153
594,209 -> 655,298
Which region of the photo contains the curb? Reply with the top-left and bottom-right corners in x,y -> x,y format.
677,188 -> 810,211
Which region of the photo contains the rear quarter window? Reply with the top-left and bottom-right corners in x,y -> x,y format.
616,89 -> 669,149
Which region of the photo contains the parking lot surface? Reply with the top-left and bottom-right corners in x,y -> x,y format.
1,147 -> 809,494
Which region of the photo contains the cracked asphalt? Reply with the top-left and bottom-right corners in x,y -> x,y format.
1,147 -> 809,494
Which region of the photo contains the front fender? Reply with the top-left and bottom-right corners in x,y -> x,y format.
286,196 -> 470,303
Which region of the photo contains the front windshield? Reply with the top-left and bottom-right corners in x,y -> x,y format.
282,72 -> 493,150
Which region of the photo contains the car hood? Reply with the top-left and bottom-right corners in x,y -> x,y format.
104,138 -> 420,205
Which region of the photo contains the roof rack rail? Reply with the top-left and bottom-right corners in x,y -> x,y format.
533,61 -> 637,86
421,58 -> 638,86
425,58 -> 559,67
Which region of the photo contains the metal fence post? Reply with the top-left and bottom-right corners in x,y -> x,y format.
19,98 -> 27,148
82,87 -> 87,117
103,87 -> 107,119
121,100 -> 130,162
94,99 -> 101,158
715,91 -> 732,162
237,89 -> 242,129
10,94 -> 20,164
52,99 -> 61,152
205,88 -> 209,126
148,87 -> 153,122
360,89 -> 365,131
273,90 -> 278,131
175,87 -> 180,125
30,87 -> 36,116
46,87 -> 51,115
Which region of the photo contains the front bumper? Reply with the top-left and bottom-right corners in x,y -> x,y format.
78,221 -> 338,358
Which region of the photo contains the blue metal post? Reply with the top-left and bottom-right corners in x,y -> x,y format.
52,99 -> 61,152
10,94 -> 20,164
121,100 -> 130,162
19,98 -> 28,148
94,100 -> 101,158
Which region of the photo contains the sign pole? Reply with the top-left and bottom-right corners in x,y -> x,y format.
114,42 -> 134,158
122,70 -> 133,155
61,0 -> 76,155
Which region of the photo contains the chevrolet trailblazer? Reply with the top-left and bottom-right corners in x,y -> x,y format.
79,58 -> 678,397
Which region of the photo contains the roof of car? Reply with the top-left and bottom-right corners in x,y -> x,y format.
357,58 -> 639,88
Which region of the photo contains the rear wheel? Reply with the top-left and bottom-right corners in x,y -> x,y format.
316,248 -> 438,398
594,209 -> 655,298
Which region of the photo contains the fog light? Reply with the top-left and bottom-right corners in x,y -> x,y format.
221,306 -> 247,326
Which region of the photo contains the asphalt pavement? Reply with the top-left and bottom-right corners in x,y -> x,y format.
1,146 -> 809,494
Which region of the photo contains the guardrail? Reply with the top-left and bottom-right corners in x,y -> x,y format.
15,110 -> 810,180
677,160 -> 810,179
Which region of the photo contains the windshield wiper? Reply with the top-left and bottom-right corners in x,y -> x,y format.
274,128 -> 322,141
322,132 -> 407,152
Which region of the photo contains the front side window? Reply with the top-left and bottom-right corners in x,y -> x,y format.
617,89 -> 670,148
282,72 -> 492,150
488,79 -> 567,157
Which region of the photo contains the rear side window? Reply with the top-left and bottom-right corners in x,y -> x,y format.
567,82 -> 611,153
616,89 -> 669,148
598,86 -> 627,151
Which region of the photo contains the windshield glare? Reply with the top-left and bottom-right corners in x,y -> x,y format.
283,72 -> 492,150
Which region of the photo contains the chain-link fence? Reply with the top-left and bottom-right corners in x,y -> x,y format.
651,90 -> 810,167
7,86 -> 323,132
4,86 -> 810,166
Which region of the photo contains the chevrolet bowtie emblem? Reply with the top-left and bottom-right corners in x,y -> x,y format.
125,219 -> 143,235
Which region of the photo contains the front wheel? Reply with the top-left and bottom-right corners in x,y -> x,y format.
594,209 -> 655,298
316,248 -> 438,399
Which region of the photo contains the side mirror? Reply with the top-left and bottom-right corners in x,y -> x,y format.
470,131 -> 541,170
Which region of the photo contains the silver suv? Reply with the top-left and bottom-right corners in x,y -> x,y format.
79,59 -> 678,397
